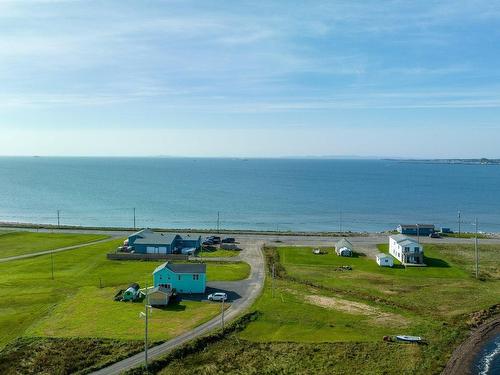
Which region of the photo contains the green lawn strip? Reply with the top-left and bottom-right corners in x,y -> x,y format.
0,337 -> 144,375
0,239 -> 250,348
198,248 -> 239,258
205,261 -> 250,280
0,231 -> 110,258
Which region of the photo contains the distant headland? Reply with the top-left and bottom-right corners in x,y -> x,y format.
387,158 -> 500,165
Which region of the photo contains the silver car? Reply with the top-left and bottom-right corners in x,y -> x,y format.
208,292 -> 228,302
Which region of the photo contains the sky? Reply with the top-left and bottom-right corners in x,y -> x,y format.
1,0 -> 500,158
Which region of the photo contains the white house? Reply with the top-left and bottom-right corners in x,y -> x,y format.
335,238 -> 353,257
376,253 -> 393,267
389,235 -> 424,265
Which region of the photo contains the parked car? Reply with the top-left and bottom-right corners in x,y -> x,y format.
429,232 -> 441,238
221,237 -> 235,243
181,247 -> 196,255
210,236 -> 221,244
202,239 -> 214,246
208,292 -> 228,302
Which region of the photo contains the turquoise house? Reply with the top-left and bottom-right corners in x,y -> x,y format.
153,262 -> 206,294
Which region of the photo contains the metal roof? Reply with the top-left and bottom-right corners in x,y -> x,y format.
153,261 -> 206,274
133,231 -> 181,245
376,253 -> 391,258
335,238 -> 353,249
390,234 -> 419,245
149,286 -> 171,294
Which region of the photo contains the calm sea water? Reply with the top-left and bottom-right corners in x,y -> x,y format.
1,157 -> 500,232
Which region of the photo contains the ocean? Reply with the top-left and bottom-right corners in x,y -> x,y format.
1,157 -> 500,233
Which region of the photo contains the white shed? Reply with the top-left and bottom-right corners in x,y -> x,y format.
376,253 -> 393,267
335,238 -> 353,257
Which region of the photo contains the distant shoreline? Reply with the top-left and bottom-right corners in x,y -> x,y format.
387,158 -> 500,165
0,221 -> 371,237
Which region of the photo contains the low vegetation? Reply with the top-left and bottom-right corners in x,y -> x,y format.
0,231 -> 109,258
0,337 -> 144,375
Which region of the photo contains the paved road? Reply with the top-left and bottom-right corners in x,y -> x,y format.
0,236 -> 119,263
91,239 -> 265,375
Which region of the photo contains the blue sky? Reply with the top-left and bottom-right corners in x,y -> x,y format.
1,0 -> 500,157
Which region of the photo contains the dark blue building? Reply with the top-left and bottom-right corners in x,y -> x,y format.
397,224 -> 435,236
124,229 -> 201,254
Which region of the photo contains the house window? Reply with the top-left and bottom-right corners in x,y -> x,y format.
414,247 -> 419,252
193,274 -> 199,280
404,246 -> 410,251
178,275 -> 181,281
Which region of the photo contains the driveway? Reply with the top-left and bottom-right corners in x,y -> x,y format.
91,239 -> 265,375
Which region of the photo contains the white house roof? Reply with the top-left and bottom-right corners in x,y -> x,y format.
390,234 -> 419,245
376,253 -> 391,259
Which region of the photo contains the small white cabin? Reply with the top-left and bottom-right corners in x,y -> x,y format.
335,238 -> 353,257
376,253 -> 393,267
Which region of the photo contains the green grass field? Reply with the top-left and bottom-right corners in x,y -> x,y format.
147,243 -> 499,375
277,245 -> 499,318
198,248 -> 240,258
0,237 -> 250,348
0,231 -> 109,258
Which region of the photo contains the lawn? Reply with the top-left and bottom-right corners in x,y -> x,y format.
124,242 -> 498,375
0,231 -> 109,258
27,287 -> 222,342
276,245 -> 499,318
198,248 -> 239,258
0,238 -> 250,348
238,277 -> 415,343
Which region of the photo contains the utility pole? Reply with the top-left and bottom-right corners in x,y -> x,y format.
458,211 -> 461,237
475,217 -> 479,279
339,210 -> 343,234
140,288 -> 152,373
133,208 -> 136,230
217,211 -> 220,234
221,298 -> 225,331
416,224 -> 420,244
57,210 -> 60,228
272,263 -> 275,298
50,251 -> 54,280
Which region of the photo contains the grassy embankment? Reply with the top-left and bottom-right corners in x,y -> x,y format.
0,231 -> 109,258
146,244 -> 499,375
0,234 -> 250,373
